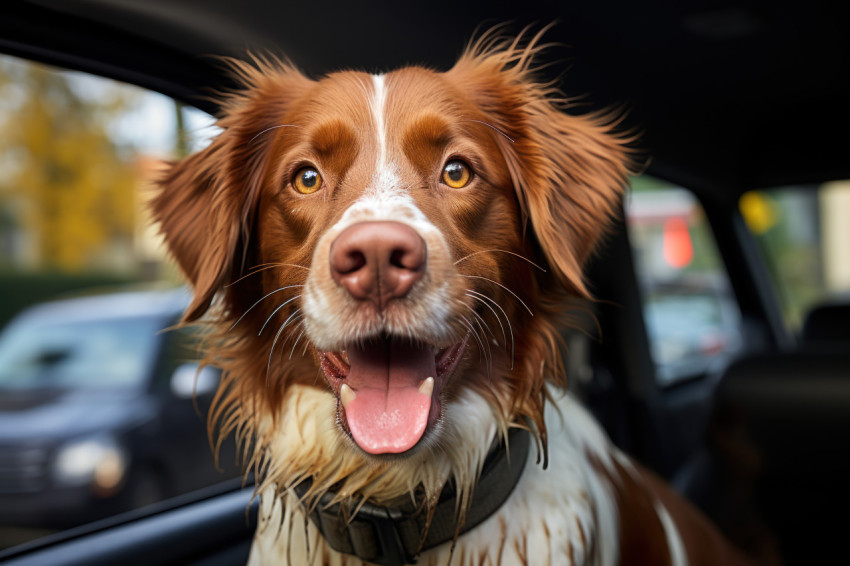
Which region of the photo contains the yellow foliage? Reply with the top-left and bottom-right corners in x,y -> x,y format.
0,59 -> 140,272
740,191 -> 779,235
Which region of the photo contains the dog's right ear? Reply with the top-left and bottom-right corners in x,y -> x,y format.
154,140 -> 241,322
153,56 -> 312,322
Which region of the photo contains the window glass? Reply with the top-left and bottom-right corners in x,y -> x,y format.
0,315 -> 162,389
0,54 -> 233,551
626,176 -> 744,385
740,182 -> 850,335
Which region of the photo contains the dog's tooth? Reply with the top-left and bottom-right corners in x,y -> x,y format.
418,377 -> 434,397
340,383 -> 356,408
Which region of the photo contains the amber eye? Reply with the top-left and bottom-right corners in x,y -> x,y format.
293,166 -> 323,194
441,160 -> 472,189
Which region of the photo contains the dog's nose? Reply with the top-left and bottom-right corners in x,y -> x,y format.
330,221 -> 426,309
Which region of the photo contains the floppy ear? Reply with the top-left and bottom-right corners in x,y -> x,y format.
510,103 -> 634,297
154,141 -> 241,322
153,57 -> 312,321
449,34 -> 636,297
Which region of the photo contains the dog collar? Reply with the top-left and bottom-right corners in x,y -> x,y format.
294,426 -> 531,565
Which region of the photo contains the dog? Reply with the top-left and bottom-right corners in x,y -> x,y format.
153,30 -> 755,566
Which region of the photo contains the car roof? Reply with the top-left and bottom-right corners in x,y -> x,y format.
10,287 -> 190,326
2,0 -> 847,199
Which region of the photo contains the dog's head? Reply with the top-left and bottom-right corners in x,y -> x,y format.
155,33 -> 634,475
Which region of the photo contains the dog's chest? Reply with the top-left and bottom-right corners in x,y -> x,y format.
248,394 -> 621,566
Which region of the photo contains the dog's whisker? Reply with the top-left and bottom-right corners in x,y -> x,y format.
460,275 -> 534,317
293,321 -> 311,357
250,261 -> 310,271
248,124 -> 299,144
466,292 -> 505,344
289,327 -> 307,360
266,310 -> 303,375
227,264 -> 310,287
466,292 -> 508,369
460,119 -> 515,144
465,307 -> 494,362
466,304 -> 496,341
468,311 -> 494,381
229,286 -> 303,332
459,315 -> 489,375
467,289 -> 515,370
454,249 -> 546,272
457,316 -> 480,361
259,295 -> 302,335
278,309 -> 304,338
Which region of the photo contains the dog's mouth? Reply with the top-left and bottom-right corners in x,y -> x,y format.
320,335 -> 468,455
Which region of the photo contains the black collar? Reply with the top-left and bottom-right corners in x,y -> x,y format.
294,426 -> 531,565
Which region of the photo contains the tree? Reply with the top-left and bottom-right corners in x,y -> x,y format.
0,56 -> 140,272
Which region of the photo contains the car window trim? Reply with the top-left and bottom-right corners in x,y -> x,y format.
0,476 -> 254,564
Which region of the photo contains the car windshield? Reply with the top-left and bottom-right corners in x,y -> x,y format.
0,315 -> 163,390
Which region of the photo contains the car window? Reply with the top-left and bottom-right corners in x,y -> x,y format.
0,54 -> 235,552
740,181 -> 850,336
626,176 -> 744,385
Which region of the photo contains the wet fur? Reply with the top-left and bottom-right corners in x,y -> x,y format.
151,29 -> 753,565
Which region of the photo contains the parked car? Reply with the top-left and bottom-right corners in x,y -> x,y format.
0,288 -> 235,534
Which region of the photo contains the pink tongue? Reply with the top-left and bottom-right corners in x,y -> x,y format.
344,339 -> 436,454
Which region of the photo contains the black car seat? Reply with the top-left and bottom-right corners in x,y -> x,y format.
801,301 -> 850,344
697,351 -> 850,565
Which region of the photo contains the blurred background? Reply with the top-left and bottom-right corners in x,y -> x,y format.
0,44 -> 848,552
628,176 -> 850,385
0,53 -> 237,550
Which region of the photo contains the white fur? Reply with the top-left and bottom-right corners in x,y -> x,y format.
248,387 -> 637,566
654,501 -> 688,566
612,452 -> 688,566
371,74 -> 388,171
301,186 -> 460,352
301,75 -> 464,353
251,69 -> 681,566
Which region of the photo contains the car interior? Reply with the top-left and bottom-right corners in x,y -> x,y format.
1,1 -> 848,565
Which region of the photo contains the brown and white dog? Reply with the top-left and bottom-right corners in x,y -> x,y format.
154,32 -> 754,566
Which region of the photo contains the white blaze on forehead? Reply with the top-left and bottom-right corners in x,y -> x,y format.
301,71 -> 458,352
338,74 -> 432,233
367,73 -> 405,200
371,74 -> 388,170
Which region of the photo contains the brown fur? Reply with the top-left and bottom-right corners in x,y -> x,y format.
149,29 -> 749,564
154,31 -> 635,480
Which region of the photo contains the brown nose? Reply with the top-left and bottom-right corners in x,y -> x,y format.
330,221 -> 427,309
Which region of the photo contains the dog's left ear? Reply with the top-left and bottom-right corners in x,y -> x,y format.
450,38 -> 635,298
510,103 -> 634,298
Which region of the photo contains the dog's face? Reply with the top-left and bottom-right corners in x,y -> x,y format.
155,37 -> 633,464
294,69 -> 527,454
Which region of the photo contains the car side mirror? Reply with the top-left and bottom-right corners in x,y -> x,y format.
170,363 -> 220,399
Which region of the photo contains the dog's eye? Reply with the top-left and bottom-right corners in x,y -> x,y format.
441,160 -> 472,189
293,166 -> 323,194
